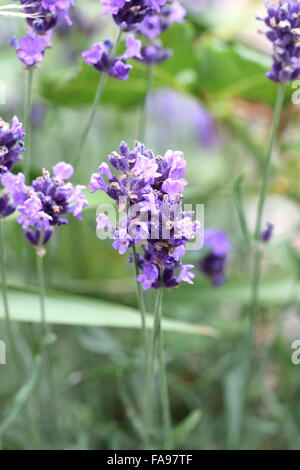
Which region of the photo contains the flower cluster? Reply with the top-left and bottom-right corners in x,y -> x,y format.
20,0 -> 74,34
200,229 -> 230,286
99,0 -> 185,68
10,30 -> 52,68
2,162 -> 88,245
101,0 -> 185,36
90,141 -> 200,290
82,35 -> 142,80
11,0 -> 74,68
258,0 -> 300,82
0,116 -> 25,177
0,116 -> 25,219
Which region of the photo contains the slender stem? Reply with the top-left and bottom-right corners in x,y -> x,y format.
156,290 -> 172,449
23,68 -> 34,182
245,84 -> 285,416
74,30 -> 122,169
132,244 -> 148,357
138,66 -> 153,144
0,218 -> 20,370
254,85 -> 286,240
36,244 -> 47,338
145,288 -> 172,449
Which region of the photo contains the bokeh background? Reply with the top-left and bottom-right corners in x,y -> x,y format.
1,0 -> 300,450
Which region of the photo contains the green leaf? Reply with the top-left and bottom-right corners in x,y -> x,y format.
0,355 -> 42,438
0,286 -> 218,338
173,409 -> 202,447
195,40 -> 291,106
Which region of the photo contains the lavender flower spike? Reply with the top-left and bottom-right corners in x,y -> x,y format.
258,0 -> 300,82
13,162 -> 88,246
0,116 -> 25,176
89,140 -> 201,290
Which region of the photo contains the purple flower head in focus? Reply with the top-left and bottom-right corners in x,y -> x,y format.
10,30 -> 52,68
12,162 -> 88,246
89,140 -> 201,290
258,0 -> 300,82
0,116 -> 25,177
200,228 -> 230,286
140,0 -> 185,39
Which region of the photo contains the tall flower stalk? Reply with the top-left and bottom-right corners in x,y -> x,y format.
23,68 -> 34,181
90,141 -> 199,448
0,116 -> 25,371
75,30 -> 123,168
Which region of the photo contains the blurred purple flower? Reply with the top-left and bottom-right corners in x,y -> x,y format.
148,88 -> 218,148
10,30 -> 52,68
261,222 -> 274,244
200,229 -> 230,286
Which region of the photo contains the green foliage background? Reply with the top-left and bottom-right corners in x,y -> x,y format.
0,0 -> 300,450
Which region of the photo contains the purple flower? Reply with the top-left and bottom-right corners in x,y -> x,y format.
0,193 -> 16,218
109,59 -> 133,80
140,1 -> 185,39
82,40 -> 113,72
19,0 -> 74,34
258,0 -> 300,82
82,38 -> 137,81
14,163 -> 88,245
200,229 -> 230,287
261,222 -> 274,244
89,140 -> 200,290
137,263 -> 159,290
138,43 -> 172,64
0,116 -> 25,176
176,264 -> 195,285
10,30 -> 52,68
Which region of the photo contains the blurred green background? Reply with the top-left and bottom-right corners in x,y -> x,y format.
0,0 -> 300,450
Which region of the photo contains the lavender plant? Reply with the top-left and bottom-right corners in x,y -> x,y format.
234,0 -> 297,441
90,140 -> 200,447
0,116 -> 25,370
76,1 -> 185,166
10,1 -> 74,181
3,162 -> 88,335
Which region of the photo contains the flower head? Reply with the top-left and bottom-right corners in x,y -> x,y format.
0,117 -> 25,177
90,140 -> 200,290
14,163 -> 88,245
10,30 -> 52,68
20,0 -> 74,34
82,37 -> 141,80
258,0 -> 300,82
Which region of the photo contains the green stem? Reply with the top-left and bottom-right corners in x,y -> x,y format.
36,246 -> 47,338
157,290 -> 172,449
246,84 -> 285,410
74,30 -> 122,169
138,66 -> 153,144
23,68 -> 34,182
132,244 -> 148,357
145,288 -> 172,449
0,219 -> 20,370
